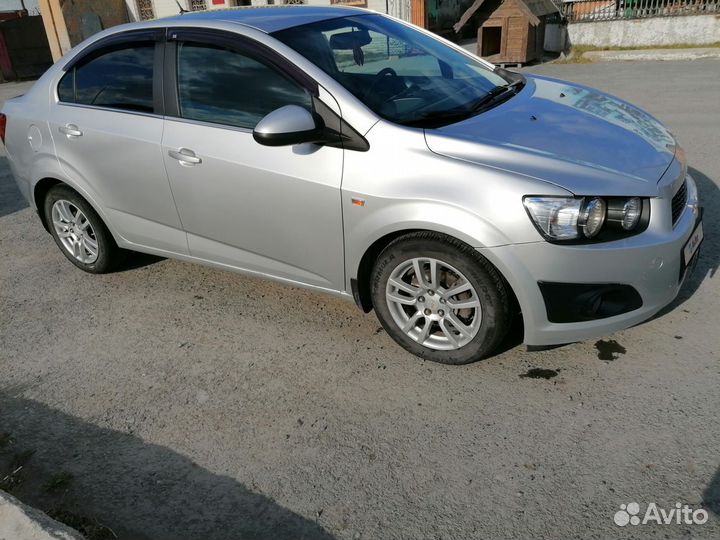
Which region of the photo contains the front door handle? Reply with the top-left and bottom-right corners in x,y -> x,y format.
168,148 -> 202,166
59,124 -> 83,138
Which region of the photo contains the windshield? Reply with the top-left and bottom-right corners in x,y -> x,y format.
273,14 -> 520,128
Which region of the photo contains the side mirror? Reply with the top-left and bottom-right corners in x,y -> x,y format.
253,105 -> 325,147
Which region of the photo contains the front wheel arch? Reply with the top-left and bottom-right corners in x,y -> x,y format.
354,229 -> 519,316
354,229 -> 425,312
369,231 -> 515,363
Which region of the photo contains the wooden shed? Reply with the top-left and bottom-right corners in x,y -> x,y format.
453,0 -> 559,64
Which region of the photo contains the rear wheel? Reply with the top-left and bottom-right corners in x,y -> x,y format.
371,232 -> 512,364
43,185 -> 124,273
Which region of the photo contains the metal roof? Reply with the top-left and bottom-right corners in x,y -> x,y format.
523,0 -> 561,17
162,5 -> 369,33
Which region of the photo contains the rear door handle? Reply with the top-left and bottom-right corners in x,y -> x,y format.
168,148 -> 202,166
59,124 -> 82,138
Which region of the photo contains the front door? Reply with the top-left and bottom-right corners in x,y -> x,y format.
161,33 -> 345,291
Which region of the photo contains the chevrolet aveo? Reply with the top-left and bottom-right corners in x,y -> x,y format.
2,6 -> 703,364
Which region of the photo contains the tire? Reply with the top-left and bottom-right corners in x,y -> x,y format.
371,232 -> 512,364
43,184 -> 125,274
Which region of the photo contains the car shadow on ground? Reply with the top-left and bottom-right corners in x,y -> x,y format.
704,467 -> 720,516
495,313 -> 525,355
0,391 -> 336,540
118,251 -> 166,272
0,156 -> 28,218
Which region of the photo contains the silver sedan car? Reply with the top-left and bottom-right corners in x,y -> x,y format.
2,6 -> 703,364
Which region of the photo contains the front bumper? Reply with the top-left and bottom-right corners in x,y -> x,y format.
480,176 -> 702,346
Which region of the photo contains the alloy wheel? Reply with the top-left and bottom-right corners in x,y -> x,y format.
385,257 -> 482,350
51,199 -> 99,264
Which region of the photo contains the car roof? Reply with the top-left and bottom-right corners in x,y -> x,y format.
161,5 -> 369,34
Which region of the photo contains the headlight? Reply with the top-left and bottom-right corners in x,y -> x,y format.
621,197 -> 642,230
523,197 -> 583,240
524,195 -> 649,242
580,197 -> 606,238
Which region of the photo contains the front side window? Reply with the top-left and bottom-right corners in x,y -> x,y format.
58,43 -> 155,113
274,14 -> 515,127
176,42 -> 312,130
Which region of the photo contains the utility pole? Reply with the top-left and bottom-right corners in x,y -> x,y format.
38,0 -> 71,61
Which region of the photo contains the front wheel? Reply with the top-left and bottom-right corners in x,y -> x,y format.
371,233 -> 512,364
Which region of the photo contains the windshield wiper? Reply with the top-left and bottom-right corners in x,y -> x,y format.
400,79 -> 526,128
470,79 -> 525,113
400,109 -> 473,128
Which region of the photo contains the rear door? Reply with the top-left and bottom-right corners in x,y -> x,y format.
48,31 -> 187,254
160,30 -> 345,291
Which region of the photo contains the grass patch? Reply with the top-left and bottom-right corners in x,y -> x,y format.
0,449 -> 32,492
553,54 -> 594,64
43,470 -> 74,492
0,472 -> 24,491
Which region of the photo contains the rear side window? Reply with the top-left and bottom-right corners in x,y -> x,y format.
57,71 -> 74,102
58,43 -> 155,113
176,42 -> 311,129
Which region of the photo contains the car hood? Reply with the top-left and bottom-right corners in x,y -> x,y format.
424,75 -> 678,197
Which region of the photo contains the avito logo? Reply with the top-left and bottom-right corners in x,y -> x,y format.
614,502 -> 709,526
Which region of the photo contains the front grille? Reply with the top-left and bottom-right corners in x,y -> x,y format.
671,179 -> 688,226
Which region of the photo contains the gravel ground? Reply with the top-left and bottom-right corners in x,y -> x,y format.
1,60 -> 719,540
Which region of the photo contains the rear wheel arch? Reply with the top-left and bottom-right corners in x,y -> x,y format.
33,177 -> 63,232
42,183 -> 126,273
33,178 -> 118,243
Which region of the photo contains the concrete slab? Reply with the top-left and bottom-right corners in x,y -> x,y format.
0,491 -> 84,540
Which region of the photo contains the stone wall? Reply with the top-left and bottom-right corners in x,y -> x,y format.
566,14 -> 720,48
